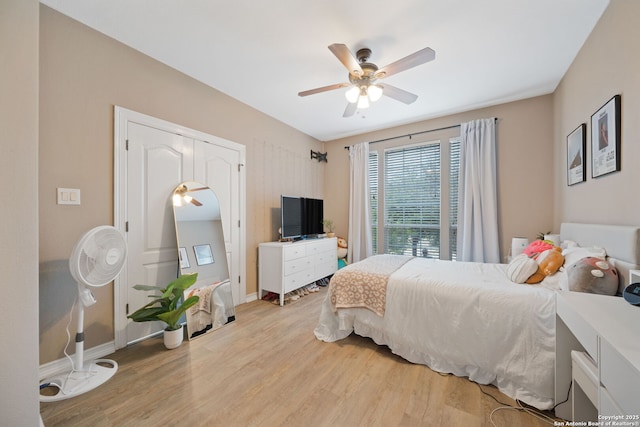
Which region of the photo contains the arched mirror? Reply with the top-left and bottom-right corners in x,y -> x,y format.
172,181 -> 236,340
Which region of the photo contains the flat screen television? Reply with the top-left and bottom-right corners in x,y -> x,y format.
280,195 -> 324,239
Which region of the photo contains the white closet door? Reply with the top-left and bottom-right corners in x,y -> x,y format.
125,122 -> 193,344
115,107 -> 246,349
194,140 -> 242,305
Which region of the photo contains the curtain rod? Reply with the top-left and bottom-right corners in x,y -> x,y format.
344,117 -> 498,150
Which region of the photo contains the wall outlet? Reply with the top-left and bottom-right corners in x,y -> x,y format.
57,188 -> 81,205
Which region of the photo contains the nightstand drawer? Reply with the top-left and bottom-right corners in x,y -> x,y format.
557,294 -> 598,361
599,386 -> 624,417
600,338 -> 639,414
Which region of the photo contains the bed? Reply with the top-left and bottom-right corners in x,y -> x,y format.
314,223 -> 640,410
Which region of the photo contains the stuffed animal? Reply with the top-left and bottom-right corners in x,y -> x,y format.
337,237 -> 348,259
506,253 -> 539,284
337,237 -> 348,269
523,240 -> 554,258
566,257 -> 618,295
526,246 -> 565,284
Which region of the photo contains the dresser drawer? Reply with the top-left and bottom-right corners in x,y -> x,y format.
284,269 -> 315,293
284,257 -> 313,276
315,250 -> 336,265
315,260 -> 337,279
306,239 -> 336,255
600,338 -> 639,414
283,244 -> 306,261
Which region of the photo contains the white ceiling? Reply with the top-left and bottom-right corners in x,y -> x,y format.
40,0 -> 609,141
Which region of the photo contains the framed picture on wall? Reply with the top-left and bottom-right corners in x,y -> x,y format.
567,123 -> 586,186
591,94 -> 621,178
193,244 -> 214,266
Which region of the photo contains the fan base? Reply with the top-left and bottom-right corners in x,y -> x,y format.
39,359 -> 118,402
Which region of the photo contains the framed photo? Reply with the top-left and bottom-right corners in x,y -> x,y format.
178,247 -> 190,268
566,124 -> 586,186
193,244 -> 214,266
591,94 -> 621,178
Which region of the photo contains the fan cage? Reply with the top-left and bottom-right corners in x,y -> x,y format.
70,226 -> 127,287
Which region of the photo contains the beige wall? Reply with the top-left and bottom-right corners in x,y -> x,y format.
553,0 -> 640,226
1,0 -> 40,424
39,6 -> 324,364
324,95 -> 555,262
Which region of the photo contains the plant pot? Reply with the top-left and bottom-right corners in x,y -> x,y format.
163,325 -> 184,349
327,232 -> 335,238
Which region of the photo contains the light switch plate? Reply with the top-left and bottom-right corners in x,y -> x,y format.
57,188 -> 81,205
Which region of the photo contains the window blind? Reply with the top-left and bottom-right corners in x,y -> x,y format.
384,143 -> 441,258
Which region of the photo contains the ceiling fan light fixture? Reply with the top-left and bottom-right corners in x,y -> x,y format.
357,94 -> 370,109
367,84 -> 383,102
345,86 -> 360,103
172,194 -> 183,207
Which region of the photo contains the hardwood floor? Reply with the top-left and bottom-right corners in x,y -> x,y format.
41,287 -> 560,427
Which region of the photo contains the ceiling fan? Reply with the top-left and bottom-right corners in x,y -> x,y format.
172,184 -> 207,207
298,43 -> 435,117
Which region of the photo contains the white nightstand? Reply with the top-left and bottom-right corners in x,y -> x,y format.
555,291 -> 640,421
629,269 -> 640,284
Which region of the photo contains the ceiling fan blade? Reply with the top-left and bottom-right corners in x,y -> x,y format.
298,82 -> 349,97
375,47 -> 435,79
328,44 -> 364,77
343,102 -> 357,118
190,198 -> 202,207
380,84 -> 418,104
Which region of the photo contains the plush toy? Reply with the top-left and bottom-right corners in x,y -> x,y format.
526,246 -> 565,284
337,237 -> 348,259
507,242 -> 565,285
566,257 -> 618,295
506,253 -> 539,284
337,237 -> 348,269
523,240 -> 554,258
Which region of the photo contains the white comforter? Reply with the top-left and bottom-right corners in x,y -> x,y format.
314,256 -> 557,410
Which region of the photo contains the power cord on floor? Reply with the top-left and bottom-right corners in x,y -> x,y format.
477,383 -> 564,426
436,370 -> 571,426
62,294 -> 78,372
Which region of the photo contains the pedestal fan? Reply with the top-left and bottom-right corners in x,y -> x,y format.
40,225 -> 127,402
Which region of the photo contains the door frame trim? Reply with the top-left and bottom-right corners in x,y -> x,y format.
113,106 -> 246,350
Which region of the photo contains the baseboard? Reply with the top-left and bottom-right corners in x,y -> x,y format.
39,341 -> 116,380
245,292 -> 257,303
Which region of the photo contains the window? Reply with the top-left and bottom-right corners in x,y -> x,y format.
370,137 -> 460,260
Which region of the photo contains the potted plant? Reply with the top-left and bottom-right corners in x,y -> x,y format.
127,273 -> 200,349
322,219 -> 335,238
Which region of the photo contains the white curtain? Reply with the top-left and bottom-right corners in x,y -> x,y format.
348,142 -> 373,263
457,118 -> 500,263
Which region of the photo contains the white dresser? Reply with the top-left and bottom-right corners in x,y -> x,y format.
555,284 -> 640,421
258,237 -> 337,306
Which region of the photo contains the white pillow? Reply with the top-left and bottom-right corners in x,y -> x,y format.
562,246 -> 606,267
540,269 -> 568,291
